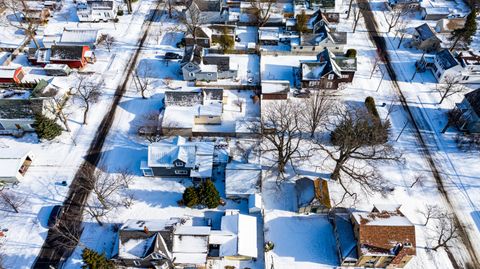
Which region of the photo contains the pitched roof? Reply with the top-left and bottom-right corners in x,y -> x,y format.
50,45 -> 85,61
435,49 -> 459,70
465,89 -> 480,116
181,45 -> 203,66
415,23 -> 440,42
220,213 -> 258,258
0,66 -> 21,78
0,98 -> 46,119
60,28 -> 98,44
295,177 -> 331,209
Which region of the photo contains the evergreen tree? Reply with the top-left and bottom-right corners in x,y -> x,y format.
218,28 -> 234,53
451,9 -> 477,49
81,248 -> 115,269
182,186 -> 199,207
296,10 -> 309,34
199,180 -> 220,209
34,113 -> 62,140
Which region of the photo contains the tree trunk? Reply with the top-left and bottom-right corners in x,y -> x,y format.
439,93 -> 447,105
450,35 -> 461,51
346,0 -> 354,19
441,122 -> 449,133
141,89 -> 146,99
83,107 -> 89,125
398,33 -> 405,49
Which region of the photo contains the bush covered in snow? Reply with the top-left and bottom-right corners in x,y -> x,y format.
34,114 -> 62,140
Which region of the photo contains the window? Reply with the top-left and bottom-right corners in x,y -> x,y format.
342,74 -> 349,79
175,170 -> 188,175
174,161 -> 184,167
463,76 -> 469,81
143,168 -> 154,177
189,72 -> 195,77
328,74 -> 334,80
133,261 -> 141,266
326,82 -> 333,88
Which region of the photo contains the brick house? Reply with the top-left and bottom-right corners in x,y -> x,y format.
347,205 -> 416,268
300,49 -> 357,90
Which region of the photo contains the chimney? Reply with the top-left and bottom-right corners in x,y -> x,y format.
143,226 -> 149,234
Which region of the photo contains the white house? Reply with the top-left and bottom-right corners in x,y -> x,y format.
416,49 -> 463,82
77,0 -> 118,22
0,149 -> 34,184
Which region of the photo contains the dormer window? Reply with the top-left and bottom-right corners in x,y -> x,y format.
174,161 -> 184,167
404,242 -> 412,248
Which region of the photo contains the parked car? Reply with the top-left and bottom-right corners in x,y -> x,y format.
48,205 -> 64,227
235,35 -> 241,42
165,52 -> 182,60
293,89 -> 311,98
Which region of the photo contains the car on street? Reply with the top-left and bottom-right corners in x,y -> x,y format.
48,205 -> 64,227
164,52 -> 182,60
293,89 -> 311,98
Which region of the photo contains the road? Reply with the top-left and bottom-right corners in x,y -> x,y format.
32,1 -> 162,268
358,1 -> 480,268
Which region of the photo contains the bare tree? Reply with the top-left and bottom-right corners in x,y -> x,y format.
259,100 -> 303,177
133,64 -> 153,99
421,204 -> 441,226
395,19 -> 408,49
410,173 -> 425,188
165,0 -> 175,19
441,108 -> 466,133
79,165 -> 132,226
50,219 -> 84,250
431,212 -> 459,251
73,80 -> 102,125
163,77 -> 173,89
317,107 -> 402,202
352,4 -> 366,33
436,75 -> 466,105
0,188 -> 25,213
97,33 -> 115,52
1,0 -> 41,48
234,98 -> 244,113
301,90 -> 334,138
248,0 -> 275,27
383,6 -> 410,33
182,2 -> 207,40
44,92 -> 73,132
138,110 -> 161,142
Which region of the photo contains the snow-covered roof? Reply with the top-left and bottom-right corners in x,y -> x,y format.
259,27 -> 280,40
197,103 -> 222,117
147,137 -> 215,178
225,162 -> 261,197
219,212 -> 257,258
163,106 -> 195,128
172,233 -> 209,253
60,28 -> 98,45
121,219 -> 179,231
0,149 -> 33,179
0,66 -> 20,78
352,205 -> 413,227
172,253 -> 207,265
261,80 -> 290,94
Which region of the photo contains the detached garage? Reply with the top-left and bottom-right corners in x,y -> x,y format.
0,149 -> 34,184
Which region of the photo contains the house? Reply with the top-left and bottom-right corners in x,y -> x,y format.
164,89 -> 203,107
113,212 -> 257,268
185,0 -> 228,25
411,23 -> 442,52
435,17 -> 466,33
185,26 -> 212,48
415,49 -> 463,82
457,51 -> 480,84
291,25 -> 347,54
209,24 -> 236,45
295,177 -> 331,214
140,136 -> 215,179
300,49 -> 357,90
77,0 -> 118,22
181,45 -> 238,81
0,149 -> 34,184
421,7 -> 450,20
44,64 -> 72,76
349,205 -> 416,268
202,55 -> 238,80
50,45 -> 91,69
23,2 -> 51,23
181,45 -> 204,81
0,98 -> 50,134
456,89 -> 480,133
261,80 -> 290,100
0,66 -> 25,84
258,27 -> 280,46
225,161 -> 262,199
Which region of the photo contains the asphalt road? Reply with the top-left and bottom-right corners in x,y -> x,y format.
32,1 -> 162,268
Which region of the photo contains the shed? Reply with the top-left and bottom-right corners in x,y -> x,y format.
0,66 -> 25,84
261,80 -> 290,100
50,45 -> 90,69
295,177 -> 331,214
0,149 -> 34,184
421,7 -> 450,20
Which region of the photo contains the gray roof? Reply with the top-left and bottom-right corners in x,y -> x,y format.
415,23 -> 439,41
181,45 -> 203,66
0,98 -> 46,119
203,55 -> 230,72
50,45 -> 84,60
301,25 -> 346,46
295,177 -> 316,208
435,49 -> 459,70
202,88 -> 223,101
465,89 -> 480,116
164,90 -> 203,106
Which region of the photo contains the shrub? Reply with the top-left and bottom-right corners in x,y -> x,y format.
345,49 -> 357,58
364,96 -> 380,119
81,248 -> 114,269
34,114 -> 62,140
117,10 -> 124,16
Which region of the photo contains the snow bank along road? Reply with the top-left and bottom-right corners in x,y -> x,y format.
358,0 -> 480,268
32,1 -> 163,268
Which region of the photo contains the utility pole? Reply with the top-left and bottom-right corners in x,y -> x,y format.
125,0 -> 132,14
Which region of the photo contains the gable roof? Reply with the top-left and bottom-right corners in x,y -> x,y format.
0,98 -> 46,119
0,149 -> 33,179
50,45 -> 85,61
60,28 -> 99,45
415,23 -> 440,42
219,213 -> 257,258
0,66 -> 21,78
181,45 -> 203,66
295,177 -> 331,209
435,49 -> 459,70
465,89 -> 480,116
